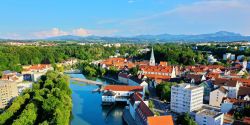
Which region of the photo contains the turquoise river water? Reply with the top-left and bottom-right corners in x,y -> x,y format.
69,74 -> 126,125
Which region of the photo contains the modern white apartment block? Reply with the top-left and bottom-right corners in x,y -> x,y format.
0,80 -> 18,109
223,53 -> 231,60
195,107 -> 224,125
171,83 -> 204,113
207,55 -> 218,64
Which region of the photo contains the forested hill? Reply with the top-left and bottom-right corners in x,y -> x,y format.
0,71 -> 72,125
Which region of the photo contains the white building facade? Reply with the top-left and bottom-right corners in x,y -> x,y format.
209,87 -> 228,107
195,108 -> 224,125
171,83 -> 204,113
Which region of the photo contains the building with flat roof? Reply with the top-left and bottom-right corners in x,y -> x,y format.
171,83 -> 204,113
0,80 -> 18,109
195,107 -> 224,125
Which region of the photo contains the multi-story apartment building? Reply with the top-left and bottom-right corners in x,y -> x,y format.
171,83 -> 204,113
195,107 -> 224,125
209,86 -> 228,107
0,80 -> 18,109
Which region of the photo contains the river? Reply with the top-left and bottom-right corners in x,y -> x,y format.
69,74 -> 126,125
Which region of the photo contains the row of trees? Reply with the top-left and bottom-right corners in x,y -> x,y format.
0,71 -> 72,125
0,43 -> 208,73
79,62 -> 119,77
135,44 -> 206,65
0,44 -> 141,72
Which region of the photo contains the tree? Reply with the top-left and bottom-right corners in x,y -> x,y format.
0,71 -> 72,125
148,100 -> 154,109
12,102 -> 38,125
156,82 -> 177,102
177,113 -> 197,125
129,65 -> 139,76
234,105 -> 250,120
83,65 -> 97,77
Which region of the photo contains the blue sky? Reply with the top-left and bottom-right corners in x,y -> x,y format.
0,0 -> 249,39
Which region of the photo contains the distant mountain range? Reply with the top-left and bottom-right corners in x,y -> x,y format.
46,31 -> 250,42
1,31 -> 250,42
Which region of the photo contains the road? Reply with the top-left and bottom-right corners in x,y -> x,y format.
148,86 -> 170,115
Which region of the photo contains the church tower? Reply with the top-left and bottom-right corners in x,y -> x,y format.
149,47 -> 155,66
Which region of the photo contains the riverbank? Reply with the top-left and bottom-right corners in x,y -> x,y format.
69,74 -> 125,125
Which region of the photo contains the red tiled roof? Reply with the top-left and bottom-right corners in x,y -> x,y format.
243,117 -> 250,124
238,86 -> 250,96
213,78 -> 238,87
159,61 -> 168,66
23,64 -> 51,71
144,74 -> 171,80
103,85 -> 143,91
148,115 -> 174,125
232,78 -> 250,87
223,97 -> 249,105
206,72 -> 220,79
185,65 -> 224,73
140,65 -> 173,73
137,101 -> 154,117
130,92 -> 143,105
186,74 -> 204,82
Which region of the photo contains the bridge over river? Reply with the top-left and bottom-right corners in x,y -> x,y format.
70,77 -> 103,86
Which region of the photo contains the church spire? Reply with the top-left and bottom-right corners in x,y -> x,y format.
149,46 -> 155,66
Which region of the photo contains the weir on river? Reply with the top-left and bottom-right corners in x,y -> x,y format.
70,77 -> 103,86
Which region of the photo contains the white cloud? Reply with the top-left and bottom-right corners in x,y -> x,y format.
33,28 -> 69,38
0,28 -> 119,39
72,28 -> 90,36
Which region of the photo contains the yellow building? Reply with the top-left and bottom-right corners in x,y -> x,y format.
0,80 -> 18,109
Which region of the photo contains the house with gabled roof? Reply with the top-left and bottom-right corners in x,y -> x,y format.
127,92 -> 174,125
128,76 -> 148,91
238,86 -> 250,101
139,65 -> 177,80
118,72 -> 131,84
1,70 -> 23,82
209,86 -> 228,107
221,97 -> 250,114
185,74 -> 206,84
213,78 -> 242,98
21,64 -> 53,82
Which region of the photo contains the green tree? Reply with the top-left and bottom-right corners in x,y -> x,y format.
177,113 -> 197,125
156,82 -> 177,102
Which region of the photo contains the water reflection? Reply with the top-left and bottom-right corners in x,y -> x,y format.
69,74 -> 125,125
